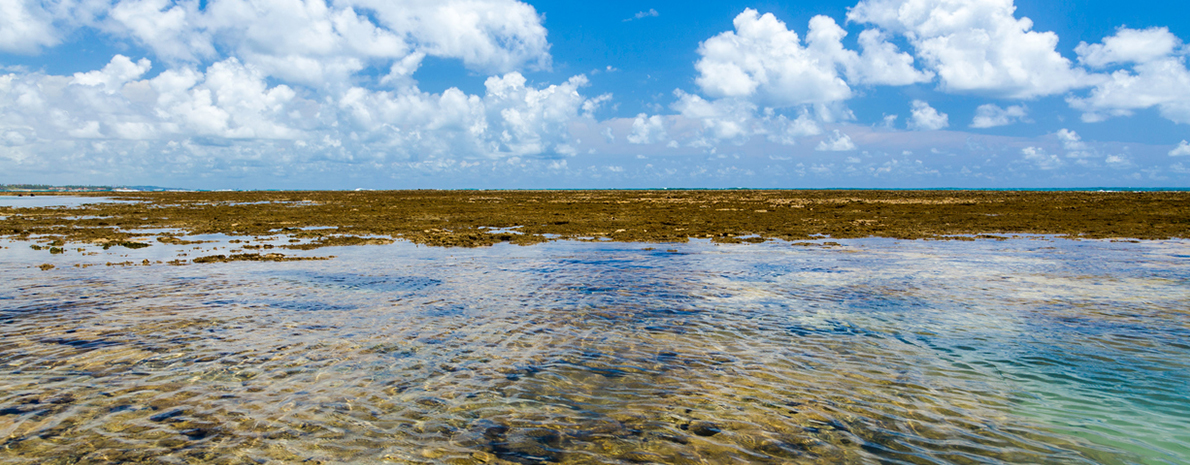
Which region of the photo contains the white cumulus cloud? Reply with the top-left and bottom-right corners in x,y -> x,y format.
815,130 -> 857,151
72,55 -> 153,93
0,0 -> 110,54
1068,28 -> 1190,124
1021,146 -> 1062,170
0,53 -> 604,179
102,0 -> 550,88
1104,154 -> 1130,167
1075,27 -> 1183,68
970,104 -> 1028,128
627,114 -> 668,144
1,55 -> 301,143
766,109 -> 823,145
694,9 -> 926,108
1056,129 -> 1085,149
0,0 -> 62,53
670,91 -> 829,147
908,100 -> 948,130
804,16 -> 933,87
848,0 -> 1096,98
671,91 -> 762,143
695,9 -> 850,106
0,0 -> 573,175
1171,140 -> 1190,156
1056,128 -> 1093,158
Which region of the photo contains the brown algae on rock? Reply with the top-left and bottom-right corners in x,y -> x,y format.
190,253 -> 334,263
1,190 -> 1187,255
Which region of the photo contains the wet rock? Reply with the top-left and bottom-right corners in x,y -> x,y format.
157,235 -> 210,245
621,451 -> 664,463
192,253 -> 332,263
686,421 -> 722,437
45,394 -> 75,404
148,408 -> 185,422
523,428 -> 561,447
414,396 -> 447,407
493,439 -> 558,464
580,419 -> 625,437
101,241 -> 150,250
654,432 -> 689,444
756,438 -> 805,458
182,427 -> 216,440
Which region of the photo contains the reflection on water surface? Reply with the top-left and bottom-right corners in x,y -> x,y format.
0,196 -> 139,208
1,238 -> 1188,464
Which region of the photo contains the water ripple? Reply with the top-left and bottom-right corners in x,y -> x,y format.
0,238 -> 1187,464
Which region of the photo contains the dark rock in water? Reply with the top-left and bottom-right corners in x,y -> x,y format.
40,338 -> 121,350
414,396 -> 446,407
524,428 -> 561,446
469,419 -> 508,441
493,440 -> 560,464
757,439 -> 805,458
484,424 -> 509,440
655,432 -> 689,444
687,421 -> 722,437
149,409 -> 186,422
183,427 -> 215,440
481,425 -> 566,464
621,451 -> 665,463
46,394 -> 74,404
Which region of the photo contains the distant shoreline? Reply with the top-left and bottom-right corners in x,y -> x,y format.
0,185 -> 185,193
4,185 -> 1190,193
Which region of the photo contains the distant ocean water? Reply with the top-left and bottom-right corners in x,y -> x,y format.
1,236 -> 1187,464
6,186 -> 1190,194
395,187 -> 1190,193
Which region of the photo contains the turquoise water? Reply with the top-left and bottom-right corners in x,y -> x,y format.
0,237 -> 1187,464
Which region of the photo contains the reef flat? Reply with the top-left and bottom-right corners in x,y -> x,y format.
1,190 -> 1188,252
2,194 -> 1189,463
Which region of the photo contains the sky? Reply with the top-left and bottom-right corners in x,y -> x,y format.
1,0 -> 1189,189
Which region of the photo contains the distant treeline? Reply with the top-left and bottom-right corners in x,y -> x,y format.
1,184 -> 185,192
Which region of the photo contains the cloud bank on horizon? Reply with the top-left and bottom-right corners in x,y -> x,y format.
1,0 -> 1188,188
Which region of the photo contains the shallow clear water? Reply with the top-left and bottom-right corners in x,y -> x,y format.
1,238 -> 1188,464
0,196 -> 138,208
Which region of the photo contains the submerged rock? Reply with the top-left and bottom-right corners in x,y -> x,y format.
686,421 -> 722,437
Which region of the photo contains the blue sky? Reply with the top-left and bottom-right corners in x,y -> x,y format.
1,0 -> 1188,189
